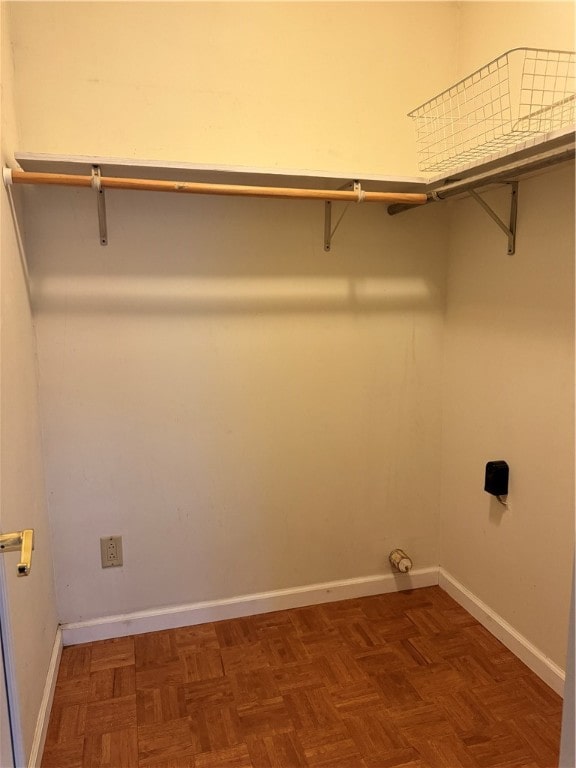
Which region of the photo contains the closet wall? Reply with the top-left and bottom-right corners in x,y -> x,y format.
439,1 -> 575,671
0,5 -> 58,760
25,191 -> 448,623
441,168 -> 574,670
7,0 -> 574,682
456,1 -> 575,74
9,2 -> 457,177
11,2 -> 454,624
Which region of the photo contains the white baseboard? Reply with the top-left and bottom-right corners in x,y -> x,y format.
61,568 -> 439,645
439,568 -> 565,697
28,628 -> 62,768
59,567 -> 565,699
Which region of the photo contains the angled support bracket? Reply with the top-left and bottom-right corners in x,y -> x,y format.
469,181 -> 518,255
91,166 -> 108,246
324,181 -> 362,252
324,200 -> 333,252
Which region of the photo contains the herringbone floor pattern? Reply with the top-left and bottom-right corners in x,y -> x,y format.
42,587 -> 563,768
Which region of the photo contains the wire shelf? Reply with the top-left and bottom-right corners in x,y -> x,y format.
409,48 -> 575,175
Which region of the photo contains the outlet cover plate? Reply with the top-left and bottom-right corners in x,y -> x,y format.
100,535 -> 123,568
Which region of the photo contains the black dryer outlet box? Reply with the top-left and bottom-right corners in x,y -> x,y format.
484,460 -> 509,496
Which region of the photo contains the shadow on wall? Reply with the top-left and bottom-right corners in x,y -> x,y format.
21,186 -> 447,317
488,494 -> 507,528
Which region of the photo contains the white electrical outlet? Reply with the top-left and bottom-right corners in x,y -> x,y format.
100,535 -> 123,568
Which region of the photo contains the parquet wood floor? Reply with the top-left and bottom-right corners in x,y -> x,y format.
42,587 -> 563,768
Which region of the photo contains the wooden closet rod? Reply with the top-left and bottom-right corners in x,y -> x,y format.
7,169 -> 428,205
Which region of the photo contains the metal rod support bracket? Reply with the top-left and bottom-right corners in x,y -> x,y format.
91,166 -> 108,246
324,181 -> 361,251
324,201 -> 332,251
469,181 -> 518,255
0,529 -> 35,576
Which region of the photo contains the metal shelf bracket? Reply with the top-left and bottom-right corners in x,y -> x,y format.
469,181 -> 518,255
324,201 -> 333,251
324,181 -> 362,252
91,166 -> 108,246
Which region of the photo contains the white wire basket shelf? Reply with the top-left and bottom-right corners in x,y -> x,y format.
409,47 -> 575,175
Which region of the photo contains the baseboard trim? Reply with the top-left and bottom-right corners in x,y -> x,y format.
59,567 -> 565,698
61,568 -> 439,645
438,568 -> 565,696
28,627 -> 62,768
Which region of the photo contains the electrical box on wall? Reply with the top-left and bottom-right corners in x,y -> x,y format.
484,461 -> 509,497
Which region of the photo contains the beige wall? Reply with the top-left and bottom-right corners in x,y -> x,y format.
26,186 -> 448,622
9,1 -> 458,176
440,165 -> 575,668
456,2 -> 575,76
10,0 -> 457,625
439,0 -> 575,673
5,0 -> 575,683
0,4 -> 58,762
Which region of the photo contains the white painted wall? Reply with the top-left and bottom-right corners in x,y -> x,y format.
6,0 -> 575,691
440,165 -> 575,669
9,1 -> 458,176
26,186 -> 448,622
9,0 -> 454,625
438,0 -> 575,674
0,4 -> 58,762
456,1 -> 575,76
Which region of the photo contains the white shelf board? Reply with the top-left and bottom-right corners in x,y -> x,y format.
14,129 -> 573,203
13,153 -> 427,193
